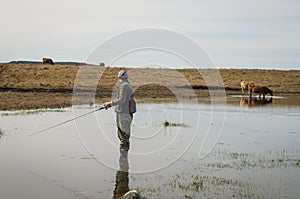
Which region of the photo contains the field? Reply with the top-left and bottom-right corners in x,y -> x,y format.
1,64 -> 300,198
0,63 -> 300,110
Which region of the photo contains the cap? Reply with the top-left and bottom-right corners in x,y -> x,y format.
118,70 -> 128,79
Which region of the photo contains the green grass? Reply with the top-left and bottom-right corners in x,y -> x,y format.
296,160 -> 300,167
140,173 -> 264,199
136,149 -> 300,198
204,150 -> 300,170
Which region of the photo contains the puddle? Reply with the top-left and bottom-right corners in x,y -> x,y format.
0,96 -> 300,198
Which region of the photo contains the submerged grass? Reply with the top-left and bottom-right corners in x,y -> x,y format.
136,148 -> 300,198
1,109 -> 66,116
140,173 -> 264,199
204,150 -> 300,170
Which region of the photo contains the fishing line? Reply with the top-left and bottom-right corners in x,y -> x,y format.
29,107 -> 105,136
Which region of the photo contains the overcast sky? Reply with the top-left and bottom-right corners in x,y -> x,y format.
1,0 -> 299,69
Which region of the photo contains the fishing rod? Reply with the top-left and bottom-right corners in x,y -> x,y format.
29,106 -> 105,136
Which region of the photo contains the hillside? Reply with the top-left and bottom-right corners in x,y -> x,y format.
0,63 -> 299,110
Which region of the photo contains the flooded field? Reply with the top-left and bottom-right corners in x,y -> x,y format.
0,95 -> 300,199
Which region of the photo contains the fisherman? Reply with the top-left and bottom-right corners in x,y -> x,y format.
104,70 -> 136,158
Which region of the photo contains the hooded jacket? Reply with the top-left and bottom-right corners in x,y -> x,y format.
112,80 -> 134,114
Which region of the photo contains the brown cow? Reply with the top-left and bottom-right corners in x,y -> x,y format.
240,80 -> 255,94
42,58 -> 54,65
248,83 -> 273,99
240,80 -> 247,94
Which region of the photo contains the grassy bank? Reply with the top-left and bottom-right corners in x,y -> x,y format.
0,63 -> 299,110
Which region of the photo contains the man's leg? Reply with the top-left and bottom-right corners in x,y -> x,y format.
116,113 -> 132,153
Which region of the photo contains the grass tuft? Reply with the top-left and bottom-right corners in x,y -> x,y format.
296,160 -> 300,167
0,128 -> 4,138
163,120 -> 188,127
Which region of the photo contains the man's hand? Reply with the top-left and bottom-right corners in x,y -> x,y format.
103,101 -> 112,109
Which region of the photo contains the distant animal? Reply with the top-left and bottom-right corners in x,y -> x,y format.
240,80 -> 254,94
42,58 -> 54,65
248,83 -> 273,99
240,80 -> 247,94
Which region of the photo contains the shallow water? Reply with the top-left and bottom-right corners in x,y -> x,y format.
0,96 -> 299,198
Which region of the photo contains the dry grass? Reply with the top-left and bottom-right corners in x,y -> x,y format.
0,64 -> 77,89
218,69 -> 300,93
0,91 -> 72,110
178,68 -> 300,94
1,63 -> 299,110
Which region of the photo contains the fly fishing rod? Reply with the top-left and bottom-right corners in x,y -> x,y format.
29,106 -> 105,136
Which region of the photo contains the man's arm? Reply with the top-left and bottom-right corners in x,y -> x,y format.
112,84 -> 130,106
103,84 -> 130,109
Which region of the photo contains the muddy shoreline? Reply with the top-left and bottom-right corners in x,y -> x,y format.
1,63 -> 299,110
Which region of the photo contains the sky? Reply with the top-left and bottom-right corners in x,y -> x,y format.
1,0 -> 300,69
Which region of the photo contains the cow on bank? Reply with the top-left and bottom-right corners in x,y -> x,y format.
240,80 -> 256,94
42,58 -> 54,65
240,80 -> 248,94
248,83 -> 273,99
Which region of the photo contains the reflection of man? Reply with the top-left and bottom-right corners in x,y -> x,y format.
104,70 -> 135,158
113,156 -> 129,199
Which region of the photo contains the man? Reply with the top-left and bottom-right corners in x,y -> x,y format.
104,70 -> 135,158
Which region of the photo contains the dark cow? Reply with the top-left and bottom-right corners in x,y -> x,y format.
42,58 -> 54,65
248,83 -> 273,99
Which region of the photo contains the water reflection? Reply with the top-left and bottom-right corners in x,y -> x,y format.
240,97 -> 273,107
113,156 -> 130,199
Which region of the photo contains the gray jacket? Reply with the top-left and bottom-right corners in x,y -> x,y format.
112,80 -> 133,114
